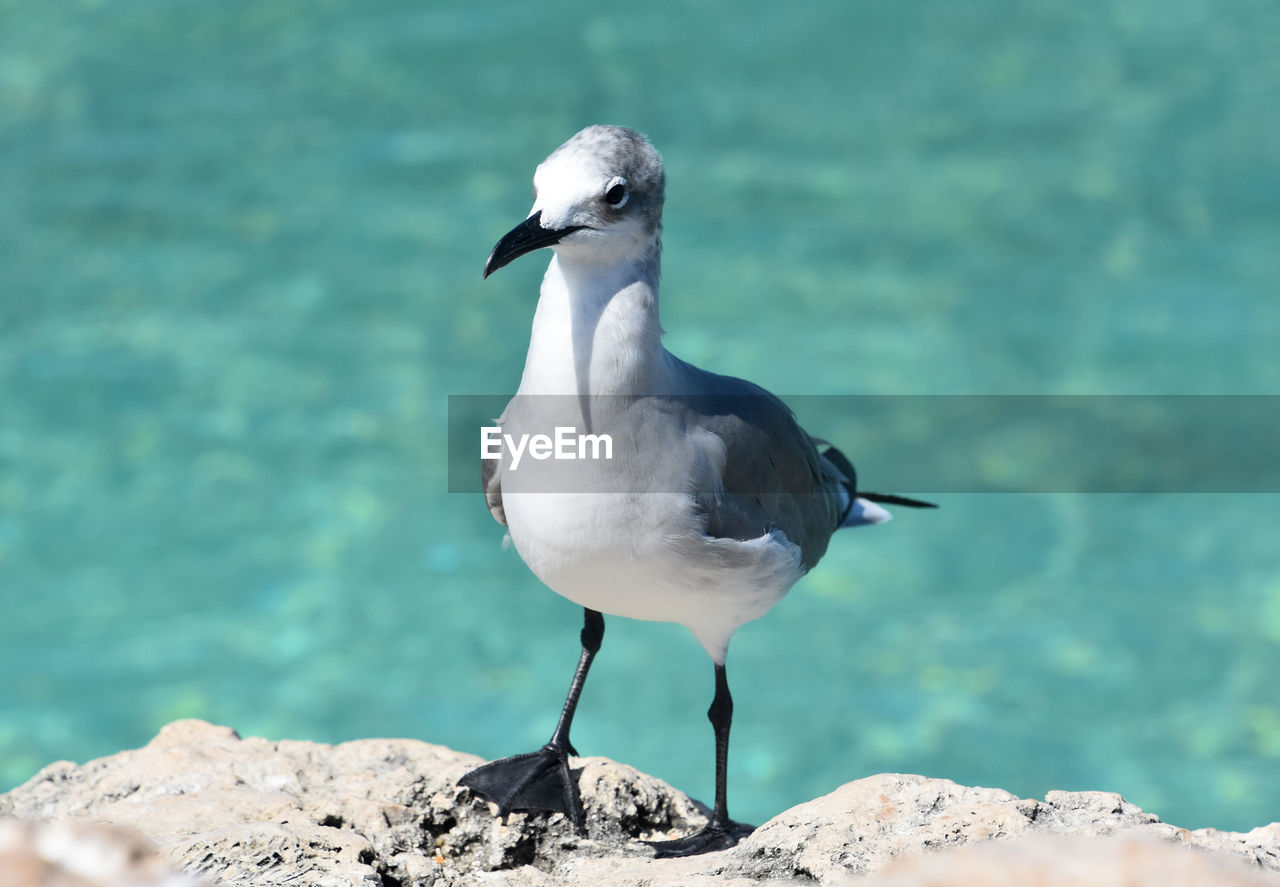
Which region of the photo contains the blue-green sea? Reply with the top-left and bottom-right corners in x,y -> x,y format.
2,0 -> 1279,832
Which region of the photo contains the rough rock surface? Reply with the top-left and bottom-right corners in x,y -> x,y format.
0,720 -> 1277,886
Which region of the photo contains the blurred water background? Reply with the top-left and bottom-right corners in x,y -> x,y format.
2,0 -> 1279,831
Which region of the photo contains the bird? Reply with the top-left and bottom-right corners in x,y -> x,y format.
458,125 -> 935,858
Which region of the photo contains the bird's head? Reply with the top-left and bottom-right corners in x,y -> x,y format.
483,125 -> 665,278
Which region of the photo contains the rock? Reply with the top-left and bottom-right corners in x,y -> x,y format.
0,720 -> 1277,886
723,775 -> 1280,883
725,774 -> 1169,879
0,720 -> 705,886
864,832 -> 1280,887
0,817 -> 207,886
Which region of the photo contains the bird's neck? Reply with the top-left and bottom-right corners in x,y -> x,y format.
517,247 -> 667,397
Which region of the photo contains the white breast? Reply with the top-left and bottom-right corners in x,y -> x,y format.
501,486 -> 803,663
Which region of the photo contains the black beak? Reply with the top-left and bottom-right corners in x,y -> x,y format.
483,211 -> 584,278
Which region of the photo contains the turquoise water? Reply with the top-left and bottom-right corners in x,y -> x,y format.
3,0 -> 1279,832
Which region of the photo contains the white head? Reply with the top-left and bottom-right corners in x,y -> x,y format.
484,125 -> 666,277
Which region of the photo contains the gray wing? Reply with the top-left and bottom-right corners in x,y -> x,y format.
670,362 -> 845,571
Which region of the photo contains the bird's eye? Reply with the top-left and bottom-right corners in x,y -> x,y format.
603,177 -> 629,207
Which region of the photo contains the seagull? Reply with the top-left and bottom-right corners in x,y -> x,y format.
459,125 -> 934,857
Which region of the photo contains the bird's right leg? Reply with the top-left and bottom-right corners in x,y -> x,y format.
459,608 -> 604,832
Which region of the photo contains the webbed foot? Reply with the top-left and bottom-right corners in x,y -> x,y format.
459,743 -> 584,830
648,819 -> 753,858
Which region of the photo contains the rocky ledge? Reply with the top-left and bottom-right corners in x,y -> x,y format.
1,720 -> 1277,886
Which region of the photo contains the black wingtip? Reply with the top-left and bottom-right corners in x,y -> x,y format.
819,446 -> 859,525
819,445 -> 938,512
860,492 -> 939,509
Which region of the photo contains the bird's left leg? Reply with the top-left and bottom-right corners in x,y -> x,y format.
648,661 -> 754,857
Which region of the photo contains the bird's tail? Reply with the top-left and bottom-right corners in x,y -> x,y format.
818,443 -> 938,529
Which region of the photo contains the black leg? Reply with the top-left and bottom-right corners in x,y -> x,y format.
648,662 -> 753,857
708,662 -> 733,826
459,608 -> 604,832
549,607 -> 604,755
